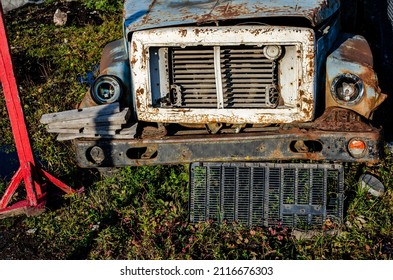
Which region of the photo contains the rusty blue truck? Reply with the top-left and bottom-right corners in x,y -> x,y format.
45,1 -> 388,227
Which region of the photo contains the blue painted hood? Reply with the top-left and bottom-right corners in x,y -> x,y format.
124,0 -> 340,32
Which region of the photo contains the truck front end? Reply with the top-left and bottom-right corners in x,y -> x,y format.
76,0 -> 385,167
47,1 -> 387,227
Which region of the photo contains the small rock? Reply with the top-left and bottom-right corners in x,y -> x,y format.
26,228 -> 37,235
91,222 -> 100,231
53,9 -> 67,26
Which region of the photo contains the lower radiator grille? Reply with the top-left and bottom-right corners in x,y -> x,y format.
189,162 -> 344,228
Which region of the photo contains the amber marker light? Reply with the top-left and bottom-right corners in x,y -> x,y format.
348,138 -> 367,158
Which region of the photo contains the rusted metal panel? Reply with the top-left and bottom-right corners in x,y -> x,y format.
325,35 -> 387,119
123,0 -> 340,33
74,129 -> 381,167
74,108 -> 382,167
131,26 -> 315,124
311,107 -> 374,132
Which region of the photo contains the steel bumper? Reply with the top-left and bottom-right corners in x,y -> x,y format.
74,126 -> 382,168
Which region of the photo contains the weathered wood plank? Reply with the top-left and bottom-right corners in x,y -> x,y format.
47,128 -> 83,134
47,108 -> 130,129
119,123 -> 138,135
40,103 -> 120,124
48,125 -> 122,134
57,134 -> 86,141
57,133 -> 137,141
83,126 -> 121,135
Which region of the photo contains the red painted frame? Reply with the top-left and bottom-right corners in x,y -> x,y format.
0,4 -> 77,218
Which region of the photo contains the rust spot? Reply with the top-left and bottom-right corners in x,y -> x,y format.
338,36 -> 373,67
249,28 -> 273,36
301,96 -> 313,107
302,108 -> 310,116
135,88 -> 145,109
142,0 -> 157,24
305,152 -> 320,161
132,41 -> 138,53
195,3 -> 250,24
313,107 -> 376,132
269,148 -> 285,159
181,147 -> 192,160
256,144 -> 265,153
131,56 -> 138,66
141,124 -> 167,139
214,3 -> 250,18
179,29 -> 188,37
136,87 -> 144,95
306,0 -> 332,26
141,47 -> 148,67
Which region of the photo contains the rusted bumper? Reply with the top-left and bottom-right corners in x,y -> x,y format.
74,108 -> 382,167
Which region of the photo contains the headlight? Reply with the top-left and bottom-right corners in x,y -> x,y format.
330,73 -> 364,105
91,75 -> 122,104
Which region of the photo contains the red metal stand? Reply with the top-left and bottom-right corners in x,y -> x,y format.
0,4 -> 76,218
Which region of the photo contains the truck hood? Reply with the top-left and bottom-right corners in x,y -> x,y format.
124,0 -> 340,33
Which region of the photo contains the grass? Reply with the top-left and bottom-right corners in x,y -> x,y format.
0,0 -> 392,260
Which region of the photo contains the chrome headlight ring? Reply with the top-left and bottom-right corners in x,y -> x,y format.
91,75 -> 123,104
330,73 -> 364,105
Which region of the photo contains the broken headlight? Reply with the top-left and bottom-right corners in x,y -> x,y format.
91,75 -> 122,104
330,73 -> 364,105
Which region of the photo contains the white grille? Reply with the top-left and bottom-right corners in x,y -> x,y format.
170,46 -> 278,108
132,26 -> 315,124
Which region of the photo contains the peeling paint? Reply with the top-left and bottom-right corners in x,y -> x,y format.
132,25 -> 315,125
124,0 -> 340,33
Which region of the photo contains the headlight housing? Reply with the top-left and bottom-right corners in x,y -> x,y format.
330,73 -> 364,105
91,75 -> 122,104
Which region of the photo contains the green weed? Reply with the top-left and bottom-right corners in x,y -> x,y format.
82,0 -> 123,12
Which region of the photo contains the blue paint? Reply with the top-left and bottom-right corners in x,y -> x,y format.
124,10 -> 149,29
123,0 -> 340,32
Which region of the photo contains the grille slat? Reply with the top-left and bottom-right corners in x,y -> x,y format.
174,74 -> 215,79
223,84 -> 268,89
190,163 -> 344,228
223,78 -> 274,83
221,59 -> 272,63
177,84 -> 217,89
224,99 -> 267,103
174,64 -> 215,69
173,69 -> 215,74
174,79 -> 216,83
222,68 -> 274,73
180,88 -> 216,93
223,74 -> 274,78
224,89 -> 270,93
